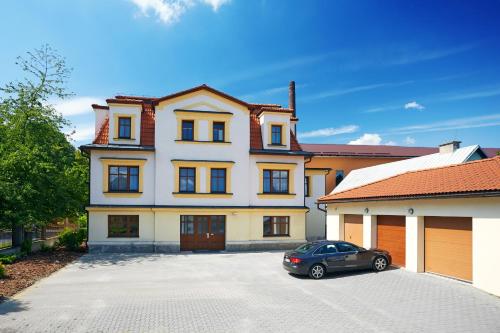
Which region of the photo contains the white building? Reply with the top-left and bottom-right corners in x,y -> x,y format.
319,155 -> 500,297
81,83 -> 312,252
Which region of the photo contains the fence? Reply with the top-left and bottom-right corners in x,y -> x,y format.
0,226 -> 66,250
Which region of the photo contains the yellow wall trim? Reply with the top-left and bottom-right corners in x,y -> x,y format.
156,89 -> 250,113
101,158 -> 146,194
87,207 -> 308,213
172,193 -> 233,198
113,113 -> 137,140
257,194 -> 297,199
267,121 -> 287,146
171,160 -> 234,194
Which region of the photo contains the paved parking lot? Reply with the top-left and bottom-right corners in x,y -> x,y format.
1,251 -> 500,332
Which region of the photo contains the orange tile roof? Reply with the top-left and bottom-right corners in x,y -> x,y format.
318,156 -> 500,203
93,118 -> 109,144
249,113 -> 263,150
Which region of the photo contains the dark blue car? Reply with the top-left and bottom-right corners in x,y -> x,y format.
283,240 -> 391,279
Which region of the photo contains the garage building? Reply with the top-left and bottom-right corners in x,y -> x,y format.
318,156 -> 500,297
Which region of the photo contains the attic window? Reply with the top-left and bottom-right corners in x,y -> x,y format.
271,125 -> 282,145
118,117 -> 131,139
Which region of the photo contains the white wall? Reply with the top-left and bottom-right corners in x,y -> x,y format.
306,173 -> 327,240
473,217 -> 500,297
154,94 -> 251,206
259,113 -> 291,150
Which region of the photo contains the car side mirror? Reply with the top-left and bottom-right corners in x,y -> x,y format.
358,247 -> 367,253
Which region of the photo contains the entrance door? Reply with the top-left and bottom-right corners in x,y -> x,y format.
180,215 -> 226,251
377,215 -> 406,267
344,214 -> 363,246
424,216 -> 472,281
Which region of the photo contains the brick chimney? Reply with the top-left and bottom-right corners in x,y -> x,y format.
289,81 -> 296,117
439,140 -> 461,154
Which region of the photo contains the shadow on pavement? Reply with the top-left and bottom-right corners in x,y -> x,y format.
288,266 -> 400,280
0,297 -> 29,315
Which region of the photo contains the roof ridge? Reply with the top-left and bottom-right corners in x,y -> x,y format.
322,155 -> 500,200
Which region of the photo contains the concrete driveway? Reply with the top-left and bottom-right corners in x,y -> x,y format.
1,252 -> 499,333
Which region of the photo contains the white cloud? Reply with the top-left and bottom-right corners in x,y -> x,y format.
298,125 -> 359,139
303,81 -> 413,102
348,133 -> 382,145
390,113 -> 500,135
385,141 -> 397,146
404,136 -> 416,145
65,125 -> 95,142
50,96 -> 104,117
131,0 -> 230,25
404,101 -> 425,110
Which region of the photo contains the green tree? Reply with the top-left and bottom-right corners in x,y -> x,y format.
0,45 -> 88,235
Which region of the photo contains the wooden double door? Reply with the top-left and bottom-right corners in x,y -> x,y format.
180,215 -> 226,251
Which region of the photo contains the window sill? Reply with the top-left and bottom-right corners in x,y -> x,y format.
107,236 -> 140,239
113,137 -> 136,141
257,193 -> 296,199
263,234 -> 290,238
267,143 -> 287,147
175,139 -> 231,145
172,192 -> 233,198
103,191 -> 143,197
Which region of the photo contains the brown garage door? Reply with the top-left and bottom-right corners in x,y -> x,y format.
424,216 -> 472,281
377,215 -> 406,267
344,214 -> 363,246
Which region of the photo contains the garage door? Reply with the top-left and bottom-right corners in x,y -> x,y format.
424,216 -> 472,281
377,215 -> 406,267
344,214 -> 363,246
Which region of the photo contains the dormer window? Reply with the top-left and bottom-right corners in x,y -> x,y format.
271,125 -> 282,145
118,117 -> 131,139
212,122 -> 225,142
182,120 -> 194,141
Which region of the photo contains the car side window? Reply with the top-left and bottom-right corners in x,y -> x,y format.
336,242 -> 358,253
314,244 -> 337,255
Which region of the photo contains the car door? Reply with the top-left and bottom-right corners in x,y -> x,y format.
336,242 -> 363,269
315,244 -> 345,272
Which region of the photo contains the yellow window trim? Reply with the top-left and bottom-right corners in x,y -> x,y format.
257,162 -> 296,195
267,122 -> 287,146
113,113 -> 137,140
257,193 -> 297,199
101,158 -> 146,196
175,111 -> 232,142
171,160 -> 234,195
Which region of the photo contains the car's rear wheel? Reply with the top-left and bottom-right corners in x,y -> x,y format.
373,256 -> 388,272
309,264 -> 325,279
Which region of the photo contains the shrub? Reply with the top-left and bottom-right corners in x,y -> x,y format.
0,254 -> 17,264
58,228 -> 86,251
40,243 -> 54,253
21,239 -> 32,254
0,263 -> 5,279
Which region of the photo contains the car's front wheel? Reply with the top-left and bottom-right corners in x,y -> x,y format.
373,256 -> 388,272
309,264 -> 326,279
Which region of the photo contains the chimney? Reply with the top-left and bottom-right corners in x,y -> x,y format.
289,81 -> 296,117
439,140 -> 461,154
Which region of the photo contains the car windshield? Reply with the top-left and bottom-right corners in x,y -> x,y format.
294,243 -> 316,253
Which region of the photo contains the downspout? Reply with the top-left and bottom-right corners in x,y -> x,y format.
81,149 -> 91,249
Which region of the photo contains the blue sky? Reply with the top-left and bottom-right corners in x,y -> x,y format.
1,0 -> 500,148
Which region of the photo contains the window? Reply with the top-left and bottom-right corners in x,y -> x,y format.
314,244 -> 337,255
263,170 -> 289,193
108,215 -> 139,238
180,215 -> 194,235
212,122 -> 225,142
271,125 -> 282,145
179,167 -> 196,193
210,168 -> 226,193
336,242 -> 358,253
118,117 -> 131,139
108,166 -> 139,192
305,176 -> 311,197
182,120 -> 194,141
335,170 -> 344,186
263,216 -> 289,237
